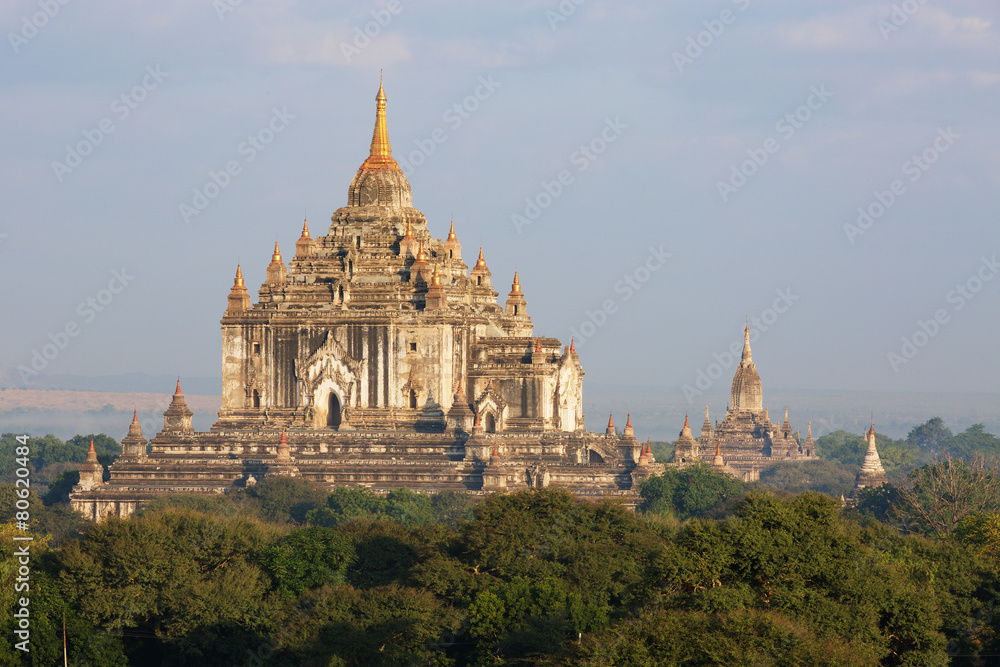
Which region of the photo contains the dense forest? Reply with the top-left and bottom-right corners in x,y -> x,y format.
1,418 -> 998,665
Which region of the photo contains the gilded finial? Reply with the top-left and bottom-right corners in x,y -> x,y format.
235,264 -> 244,287
476,247 -> 486,268
272,241 -> 282,263
301,217 -> 310,238
416,240 -> 426,261
404,219 -> 413,238
361,76 -> 398,170
511,271 -> 521,294
447,219 -> 457,240
431,264 -> 441,286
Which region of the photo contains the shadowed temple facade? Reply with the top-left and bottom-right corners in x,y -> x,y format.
70,82 -> 663,520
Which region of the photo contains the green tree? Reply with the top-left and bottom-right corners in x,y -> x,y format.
756,459 -> 856,497
908,417 -> 953,453
258,526 -> 355,597
55,509 -> 281,663
638,463 -> 745,520
307,486 -> 387,526
949,424 -> 1000,459
244,476 -> 328,524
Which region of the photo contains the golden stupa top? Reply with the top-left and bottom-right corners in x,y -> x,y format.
271,242 -> 282,263
234,264 -> 244,287
447,220 -> 457,240
300,218 -> 310,238
359,80 -> 400,171
510,271 -> 522,294
475,247 -> 487,268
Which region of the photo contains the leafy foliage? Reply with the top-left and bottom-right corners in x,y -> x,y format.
3,486 -> 999,665
306,486 -> 476,528
756,459 -> 856,497
638,463 -> 746,520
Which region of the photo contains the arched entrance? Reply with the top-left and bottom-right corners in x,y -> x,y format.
484,413 -> 496,433
408,389 -> 417,409
252,390 -> 260,408
327,392 -> 342,429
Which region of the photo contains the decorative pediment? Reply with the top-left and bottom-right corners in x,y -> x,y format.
296,331 -> 363,407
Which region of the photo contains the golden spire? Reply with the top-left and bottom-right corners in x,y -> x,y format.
235,264 -> 244,287
416,240 -> 426,262
447,219 -> 457,240
86,437 -> 98,462
431,264 -> 441,286
476,247 -> 487,268
511,271 -> 521,294
300,217 -> 310,238
272,241 -> 282,263
404,219 -> 413,238
360,77 -> 400,171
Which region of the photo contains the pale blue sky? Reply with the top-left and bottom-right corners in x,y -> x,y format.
2,1 -> 998,404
